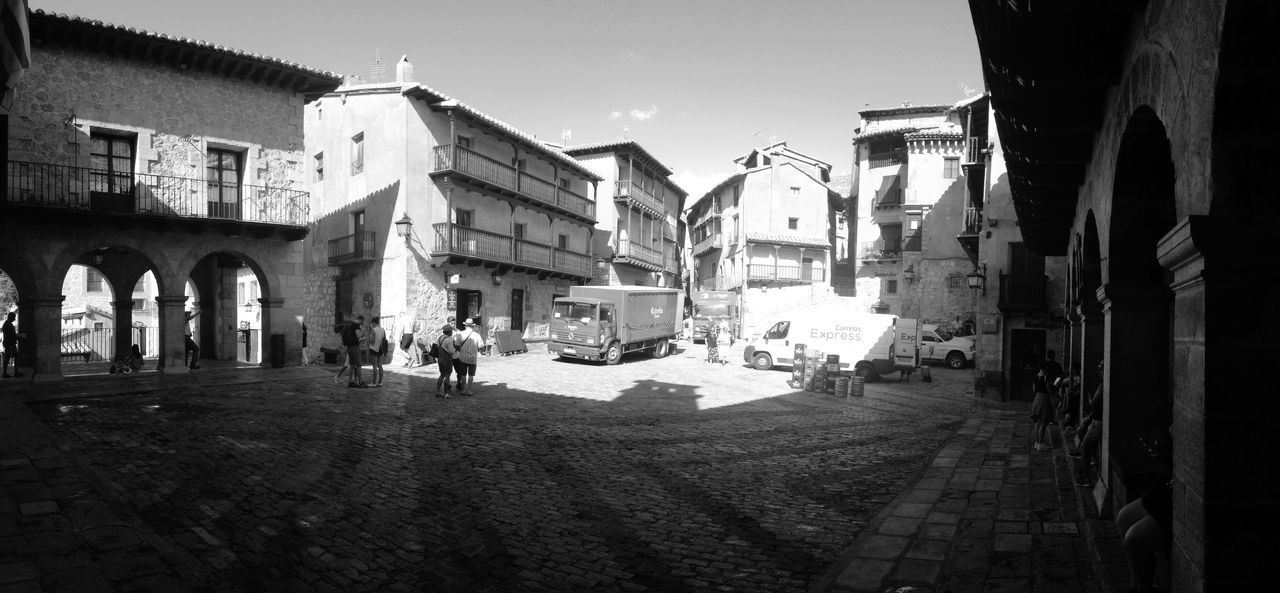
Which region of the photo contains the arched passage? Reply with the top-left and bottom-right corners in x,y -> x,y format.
185,251 -> 272,367
53,247 -> 167,376
1102,106 -> 1177,507
1075,212 -> 1105,406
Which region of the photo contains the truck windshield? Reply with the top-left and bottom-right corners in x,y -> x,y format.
553,302 -> 597,322
935,328 -> 954,341
695,304 -> 729,317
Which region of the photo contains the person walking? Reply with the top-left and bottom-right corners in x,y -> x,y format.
2,312 -> 23,378
434,323 -> 456,397
705,322 -> 721,364
333,315 -> 366,388
184,306 -> 202,369
367,316 -> 387,387
401,316 -> 421,367
1031,350 -> 1064,451
453,318 -> 483,395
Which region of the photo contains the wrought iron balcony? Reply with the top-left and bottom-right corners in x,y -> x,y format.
327,231 -> 376,265
432,222 -> 591,279
4,160 -> 308,226
692,232 -> 722,257
431,145 -> 595,223
903,234 -> 922,252
999,273 -> 1048,311
614,180 -> 664,215
859,238 -> 902,261
747,264 -> 826,283
615,239 -> 664,271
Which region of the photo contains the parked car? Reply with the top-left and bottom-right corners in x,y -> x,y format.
920,324 -> 975,369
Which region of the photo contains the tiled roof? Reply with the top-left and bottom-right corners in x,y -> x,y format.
562,141 -> 676,177
851,125 -> 920,143
857,103 -> 952,118
32,10 -> 342,85
746,232 -> 830,248
684,172 -> 744,213
403,86 -> 602,181
905,130 -> 963,141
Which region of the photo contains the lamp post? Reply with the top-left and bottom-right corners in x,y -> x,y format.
966,263 -> 987,295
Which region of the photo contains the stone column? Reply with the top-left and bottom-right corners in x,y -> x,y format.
23,294 -> 65,383
155,295 -> 190,374
1077,301 -> 1103,419
111,300 -> 134,361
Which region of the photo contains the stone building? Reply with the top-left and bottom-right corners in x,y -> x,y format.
686,141 -> 844,337
849,103 -> 978,328
559,141 -> 686,289
968,1 -> 1279,590
958,94 -> 1069,401
303,58 -> 602,360
0,9 -> 340,379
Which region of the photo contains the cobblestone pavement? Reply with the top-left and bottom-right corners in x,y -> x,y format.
2,343 -> 1103,593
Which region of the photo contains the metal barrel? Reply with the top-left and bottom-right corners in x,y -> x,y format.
835,376 -> 850,397
850,375 -> 866,397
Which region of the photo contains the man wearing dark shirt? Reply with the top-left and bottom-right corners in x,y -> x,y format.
2,312 -> 22,378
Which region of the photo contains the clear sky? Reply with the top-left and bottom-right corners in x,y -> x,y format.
33,0 -> 984,198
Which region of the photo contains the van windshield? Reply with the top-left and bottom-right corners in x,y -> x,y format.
553,302 -> 597,323
935,328 -> 954,341
695,304 -> 729,317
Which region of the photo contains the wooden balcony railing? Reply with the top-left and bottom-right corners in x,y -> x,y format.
432,144 -> 595,221
327,231 -> 376,265
432,223 -> 590,278
692,232 -> 722,256
747,264 -> 826,283
964,137 -> 985,165
859,238 -> 902,260
961,207 -> 983,235
614,180 -> 664,214
616,239 -> 664,268
868,150 -> 906,168
4,160 -> 308,226
999,273 -> 1047,310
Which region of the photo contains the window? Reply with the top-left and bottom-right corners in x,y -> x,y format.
132,298 -> 145,311
559,178 -> 569,189
513,223 -> 526,239
732,185 -> 740,207
558,234 -> 569,249
351,132 -> 364,174
93,322 -> 104,331
788,217 -> 799,230
238,282 -> 246,305
133,277 -> 147,293
457,135 -> 472,149
600,305 -> 615,324
790,186 -> 800,197
765,321 -> 790,340
732,215 -> 739,243
455,208 -> 473,227
948,272 -> 966,290
314,152 -> 324,181
86,268 -> 104,292
89,133 -> 134,196
886,279 -> 898,294
207,148 -> 242,218
943,157 -> 960,179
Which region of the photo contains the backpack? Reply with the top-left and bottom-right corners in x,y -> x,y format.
428,338 -> 441,359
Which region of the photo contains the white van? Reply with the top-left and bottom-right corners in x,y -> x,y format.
920,324 -> 975,369
743,309 -> 920,380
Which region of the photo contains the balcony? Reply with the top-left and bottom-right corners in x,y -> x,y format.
859,238 -> 902,262
431,145 -> 595,223
614,180 -> 664,216
431,222 -> 591,279
999,273 -> 1048,311
902,234 -> 922,252
327,231 -> 376,265
615,239 -> 664,271
956,207 -> 981,258
963,137 -> 986,165
4,160 -> 309,238
692,232 -> 722,257
747,264 -> 826,283
874,188 -> 904,210
868,149 -> 906,168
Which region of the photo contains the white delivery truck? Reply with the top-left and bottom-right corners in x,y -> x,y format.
743,307 -> 920,380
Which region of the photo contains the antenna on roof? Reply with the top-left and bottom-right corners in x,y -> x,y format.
622,125 -> 630,139
369,48 -> 385,83
562,129 -> 572,146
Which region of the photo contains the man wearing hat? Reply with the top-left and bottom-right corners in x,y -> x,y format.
453,317 -> 484,395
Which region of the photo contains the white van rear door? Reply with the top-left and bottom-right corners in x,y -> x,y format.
894,318 -> 921,368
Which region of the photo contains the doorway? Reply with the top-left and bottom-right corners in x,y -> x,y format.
456,289 -> 482,330
510,289 -> 524,334
1009,328 -> 1046,401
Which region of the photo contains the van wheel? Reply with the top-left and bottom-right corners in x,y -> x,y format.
946,352 -> 966,369
652,339 -> 669,359
854,362 -> 877,381
605,342 -> 622,365
752,352 -> 772,371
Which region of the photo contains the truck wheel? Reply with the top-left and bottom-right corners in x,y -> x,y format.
652,339 -> 669,359
605,342 -> 622,365
854,362 -> 878,381
946,351 -> 966,369
751,352 -> 772,371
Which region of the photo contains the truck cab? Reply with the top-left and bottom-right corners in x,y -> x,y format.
548,298 -> 613,361
547,286 -> 681,365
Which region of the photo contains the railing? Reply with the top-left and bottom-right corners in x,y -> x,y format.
875,188 -> 904,209
999,273 -> 1047,310
327,231 -> 376,264
961,207 -> 983,235
747,264 -> 826,282
964,137 -> 985,164
692,232 -> 722,256
432,145 -> 595,220
5,161 -> 308,226
859,238 -> 902,260
432,223 -> 590,277
868,150 -> 906,168
616,239 -> 664,268
614,180 -> 664,213
903,234 -> 922,252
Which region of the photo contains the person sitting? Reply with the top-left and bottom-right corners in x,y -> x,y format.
1116,479 -> 1172,593
1069,361 -> 1105,486
128,344 -> 144,372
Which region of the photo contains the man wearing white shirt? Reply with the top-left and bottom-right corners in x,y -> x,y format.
453,317 -> 484,395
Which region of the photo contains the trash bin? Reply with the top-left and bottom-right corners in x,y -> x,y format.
270,333 -> 286,368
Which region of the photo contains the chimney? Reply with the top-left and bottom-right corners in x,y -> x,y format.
396,55 -> 414,83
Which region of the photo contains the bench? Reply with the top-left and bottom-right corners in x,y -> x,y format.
60,342 -> 93,363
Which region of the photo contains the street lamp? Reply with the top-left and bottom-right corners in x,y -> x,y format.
394,213 -> 413,245
966,263 -> 987,295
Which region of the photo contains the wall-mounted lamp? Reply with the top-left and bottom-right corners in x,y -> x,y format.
903,264 -> 916,284
394,213 -> 414,245
594,257 -> 610,271
966,263 -> 988,295
491,273 -> 504,286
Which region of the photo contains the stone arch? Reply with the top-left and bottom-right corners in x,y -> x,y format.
1102,106 -> 1177,507
183,249 -> 275,367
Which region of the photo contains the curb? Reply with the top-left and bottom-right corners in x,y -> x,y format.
1053,415 -> 1129,593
